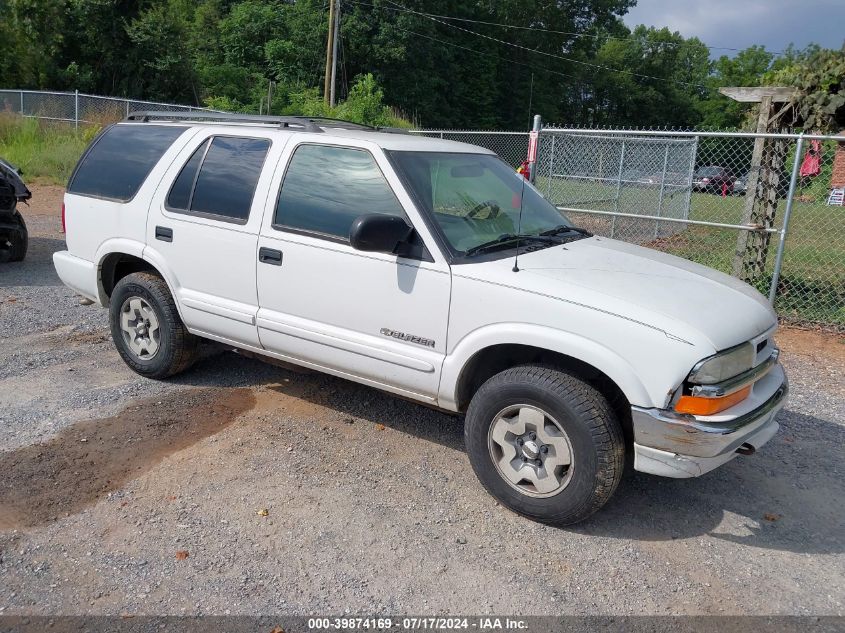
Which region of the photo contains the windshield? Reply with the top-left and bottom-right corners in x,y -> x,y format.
389,151 -> 574,255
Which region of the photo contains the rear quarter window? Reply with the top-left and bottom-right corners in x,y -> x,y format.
68,124 -> 187,201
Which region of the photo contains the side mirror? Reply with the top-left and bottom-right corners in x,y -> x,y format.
349,214 -> 414,254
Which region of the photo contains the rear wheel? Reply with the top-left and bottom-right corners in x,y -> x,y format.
109,272 -> 199,378
0,211 -> 27,263
464,365 -> 625,526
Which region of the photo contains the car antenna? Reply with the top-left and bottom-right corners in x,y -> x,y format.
512,172 -> 527,273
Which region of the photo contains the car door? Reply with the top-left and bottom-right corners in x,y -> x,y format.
255,139 -> 451,404
146,130 -> 281,347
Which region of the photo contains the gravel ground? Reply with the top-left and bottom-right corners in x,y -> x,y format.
0,186 -> 843,616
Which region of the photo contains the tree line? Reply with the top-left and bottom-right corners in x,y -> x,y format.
0,0 -> 842,130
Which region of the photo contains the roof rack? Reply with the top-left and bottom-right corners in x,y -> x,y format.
125,111 -> 412,134
125,111 -> 326,132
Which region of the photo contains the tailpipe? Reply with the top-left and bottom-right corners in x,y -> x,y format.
736,443 -> 756,456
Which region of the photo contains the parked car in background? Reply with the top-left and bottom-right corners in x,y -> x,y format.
733,170 -> 791,198
693,166 -> 734,193
54,112 -> 788,526
0,157 -> 31,263
733,172 -> 749,196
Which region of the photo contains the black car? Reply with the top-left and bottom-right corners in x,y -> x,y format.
0,157 -> 31,262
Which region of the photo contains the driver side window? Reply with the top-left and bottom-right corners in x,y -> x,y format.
274,144 -> 406,241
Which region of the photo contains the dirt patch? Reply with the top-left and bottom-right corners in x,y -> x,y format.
778,326 -> 845,364
65,329 -> 111,346
0,387 -> 255,530
259,375 -> 331,418
20,183 -> 65,217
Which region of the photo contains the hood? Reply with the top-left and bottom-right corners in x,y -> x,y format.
458,236 -> 776,351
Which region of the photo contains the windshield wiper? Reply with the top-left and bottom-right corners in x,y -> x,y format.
464,234 -> 562,257
539,225 -> 593,238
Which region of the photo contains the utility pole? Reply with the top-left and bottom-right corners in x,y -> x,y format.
323,0 -> 339,106
329,0 -> 340,107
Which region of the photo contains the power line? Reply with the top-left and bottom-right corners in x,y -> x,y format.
392,25 -> 581,82
380,0 -> 711,90
347,0 -> 786,56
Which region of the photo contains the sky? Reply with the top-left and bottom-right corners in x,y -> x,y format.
623,0 -> 845,57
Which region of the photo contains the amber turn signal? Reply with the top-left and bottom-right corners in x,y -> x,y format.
675,385 -> 752,416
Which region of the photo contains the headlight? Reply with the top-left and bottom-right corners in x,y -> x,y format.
688,342 -> 755,385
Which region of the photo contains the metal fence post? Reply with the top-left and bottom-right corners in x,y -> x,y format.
20,90 -> 24,115
545,134 -> 556,197
767,134 -> 804,305
611,141 -> 626,238
528,114 -> 542,184
654,145 -> 670,239
74,90 -> 79,130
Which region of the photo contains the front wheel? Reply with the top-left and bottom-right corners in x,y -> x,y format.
464,365 -> 625,526
109,272 -> 199,378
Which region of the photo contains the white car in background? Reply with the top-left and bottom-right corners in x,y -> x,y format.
54,112 -> 787,525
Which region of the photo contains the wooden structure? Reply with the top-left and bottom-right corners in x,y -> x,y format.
719,87 -> 795,284
832,132 -> 845,189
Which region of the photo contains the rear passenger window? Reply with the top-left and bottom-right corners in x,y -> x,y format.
68,125 -> 186,201
167,139 -> 208,210
167,136 -> 270,223
274,144 -> 405,239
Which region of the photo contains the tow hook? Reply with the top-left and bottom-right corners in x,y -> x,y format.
736,443 -> 756,456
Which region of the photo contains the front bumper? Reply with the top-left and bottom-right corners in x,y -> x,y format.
631,364 -> 788,478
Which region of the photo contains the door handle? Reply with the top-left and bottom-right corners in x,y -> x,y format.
258,247 -> 283,266
155,226 -> 173,242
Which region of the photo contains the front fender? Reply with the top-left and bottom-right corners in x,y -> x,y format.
438,323 -> 655,411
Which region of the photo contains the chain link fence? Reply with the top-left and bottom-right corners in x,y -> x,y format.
535,131 -> 698,242
537,127 -> 845,331
0,89 -> 207,127
410,130 -> 529,168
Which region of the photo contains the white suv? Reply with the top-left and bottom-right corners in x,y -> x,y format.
54,113 -> 787,525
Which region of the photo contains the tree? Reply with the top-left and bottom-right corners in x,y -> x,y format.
583,26 -> 711,128
698,46 -> 776,129
764,46 -> 845,132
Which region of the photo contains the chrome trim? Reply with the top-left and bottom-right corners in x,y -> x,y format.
631,374 -> 788,459
690,348 -> 779,398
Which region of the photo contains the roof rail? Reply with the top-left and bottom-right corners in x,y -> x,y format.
125,111 -> 412,135
125,111 -> 325,133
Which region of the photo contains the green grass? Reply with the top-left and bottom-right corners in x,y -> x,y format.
539,176 -> 845,329
0,114 -> 94,184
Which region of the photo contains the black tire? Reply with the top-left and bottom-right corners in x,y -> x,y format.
464,365 -> 625,526
109,271 -> 199,378
0,211 -> 27,263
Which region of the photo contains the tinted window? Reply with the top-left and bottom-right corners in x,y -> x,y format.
190,137 -> 269,221
166,139 -> 208,210
275,145 -> 405,239
69,125 -> 186,201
